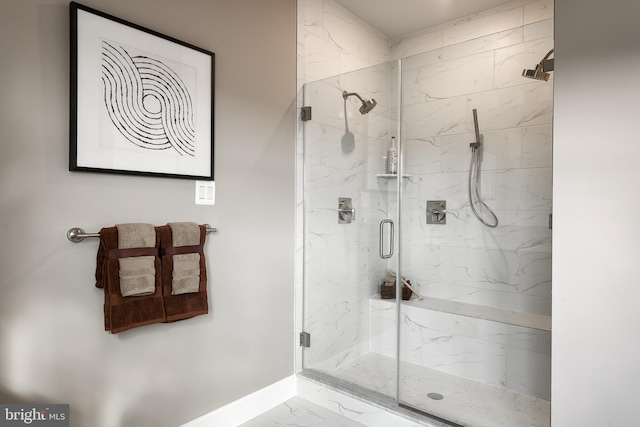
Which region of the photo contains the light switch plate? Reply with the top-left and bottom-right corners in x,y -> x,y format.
195,180 -> 215,205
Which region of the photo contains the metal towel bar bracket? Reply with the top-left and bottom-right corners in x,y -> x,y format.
66,224 -> 218,243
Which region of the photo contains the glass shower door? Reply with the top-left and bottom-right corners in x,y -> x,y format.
300,62 -> 400,400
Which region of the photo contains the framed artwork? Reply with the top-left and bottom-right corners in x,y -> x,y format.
69,2 -> 214,180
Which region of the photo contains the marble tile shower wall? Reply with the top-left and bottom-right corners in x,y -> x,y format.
299,0 -> 392,373
398,1 -> 554,316
300,0 -> 390,84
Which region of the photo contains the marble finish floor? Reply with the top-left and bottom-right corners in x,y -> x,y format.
241,353 -> 550,426
239,396 -> 366,427
329,353 -> 550,427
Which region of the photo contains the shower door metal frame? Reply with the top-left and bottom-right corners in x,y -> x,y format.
393,58 -> 404,404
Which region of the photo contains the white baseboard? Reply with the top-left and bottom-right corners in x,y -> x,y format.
180,375 -> 297,427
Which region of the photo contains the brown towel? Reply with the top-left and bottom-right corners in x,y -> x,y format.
157,224 -> 209,322
379,276 -> 413,300
95,226 -> 166,333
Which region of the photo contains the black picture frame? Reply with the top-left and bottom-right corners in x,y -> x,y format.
70,2 -> 214,180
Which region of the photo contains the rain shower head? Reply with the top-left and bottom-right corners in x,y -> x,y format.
522,64 -> 550,81
343,91 -> 377,114
359,98 -> 377,114
522,49 -> 554,81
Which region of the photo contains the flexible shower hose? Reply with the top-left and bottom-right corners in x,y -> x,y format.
468,146 -> 499,228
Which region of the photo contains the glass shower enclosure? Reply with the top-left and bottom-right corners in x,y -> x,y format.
301,30 -> 553,427
301,59 -> 398,397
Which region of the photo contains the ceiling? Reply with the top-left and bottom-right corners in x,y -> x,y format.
334,0 -> 520,40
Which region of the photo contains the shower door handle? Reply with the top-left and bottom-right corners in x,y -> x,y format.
379,219 -> 394,259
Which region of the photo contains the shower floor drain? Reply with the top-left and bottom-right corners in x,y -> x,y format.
427,392 -> 444,401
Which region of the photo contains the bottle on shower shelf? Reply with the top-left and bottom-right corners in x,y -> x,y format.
386,136 -> 398,174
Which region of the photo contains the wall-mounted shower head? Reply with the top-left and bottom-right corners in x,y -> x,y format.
342,91 -> 377,114
522,49 -> 554,81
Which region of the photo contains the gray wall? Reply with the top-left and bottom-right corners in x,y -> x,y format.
0,1 -> 295,426
553,0 -> 640,425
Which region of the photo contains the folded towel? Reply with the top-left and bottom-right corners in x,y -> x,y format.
95,225 -> 166,333
117,222 -> 156,248
116,223 -> 156,297
168,222 -> 201,295
157,223 -> 209,322
169,222 -> 201,247
379,276 -> 412,300
171,252 -> 201,295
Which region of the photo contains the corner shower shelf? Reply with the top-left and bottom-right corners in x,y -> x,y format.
371,294 -> 551,332
376,174 -> 412,179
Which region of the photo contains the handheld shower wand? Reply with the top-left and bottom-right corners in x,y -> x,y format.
469,109 -> 498,228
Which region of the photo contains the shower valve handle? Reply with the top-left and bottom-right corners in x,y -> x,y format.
432,206 -> 446,223
338,200 -> 355,219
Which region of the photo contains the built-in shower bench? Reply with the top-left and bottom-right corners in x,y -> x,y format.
370,295 -> 551,332
369,294 -> 552,400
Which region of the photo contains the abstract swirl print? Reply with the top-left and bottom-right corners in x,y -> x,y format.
101,40 -> 196,157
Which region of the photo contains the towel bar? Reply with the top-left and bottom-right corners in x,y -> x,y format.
67,224 -> 218,243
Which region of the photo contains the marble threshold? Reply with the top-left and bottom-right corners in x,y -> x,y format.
299,370 -> 449,427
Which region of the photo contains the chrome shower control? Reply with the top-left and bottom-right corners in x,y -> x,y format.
338,197 -> 355,224
427,200 -> 447,224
